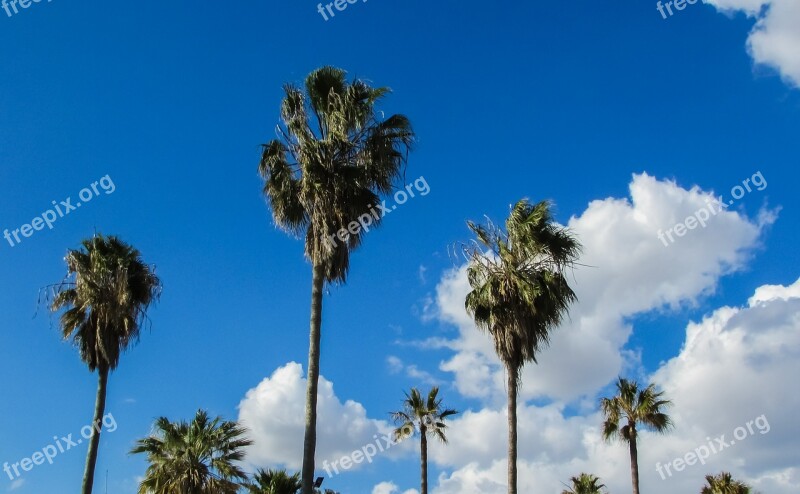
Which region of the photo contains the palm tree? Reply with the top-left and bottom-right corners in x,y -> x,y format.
391,387 -> 458,494
600,378 -> 673,494
464,199 -> 581,494
246,468 -> 301,494
561,473 -> 607,494
258,66 -> 414,494
701,472 -> 752,494
130,409 -> 253,494
50,235 -> 161,494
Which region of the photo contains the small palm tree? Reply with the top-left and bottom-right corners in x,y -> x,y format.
259,66 -> 414,494
130,409 -> 253,494
391,387 -> 458,494
464,199 -> 581,494
246,468 -> 302,494
600,378 -> 672,494
50,235 -> 161,494
701,472 -> 752,494
561,473 -> 607,494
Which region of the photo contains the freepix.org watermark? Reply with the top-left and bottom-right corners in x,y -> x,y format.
3,413 -> 117,481
3,174 -> 116,248
657,171 -> 767,247
316,0 -> 368,21
655,414 -> 770,480
2,0 -> 53,19
322,413 -> 442,478
323,175 -> 430,249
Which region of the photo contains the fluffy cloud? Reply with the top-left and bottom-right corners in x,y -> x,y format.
237,362 -> 412,471
372,481 -> 419,494
430,173 -> 774,404
426,278 -> 800,493
705,0 -> 800,87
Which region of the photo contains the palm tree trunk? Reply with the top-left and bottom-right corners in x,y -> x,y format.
507,369 -> 518,494
629,429 -> 640,494
301,262 -> 325,494
420,424 -> 428,494
81,364 -> 108,494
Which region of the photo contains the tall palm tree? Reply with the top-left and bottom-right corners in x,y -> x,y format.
258,66 -> 414,494
246,468 -> 301,494
391,387 -> 458,494
701,472 -> 752,494
464,199 -> 581,494
600,378 -> 673,494
561,473 -> 607,494
50,235 -> 161,494
130,409 -> 253,494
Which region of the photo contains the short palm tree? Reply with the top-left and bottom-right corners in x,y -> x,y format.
391,387 -> 458,494
130,409 -> 253,494
701,472 -> 752,494
246,468 -> 301,494
464,199 -> 581,494
561,473 -> 607,494
50,235 -> 161,494
259,66 -> 414,494
600,378 -> 673,494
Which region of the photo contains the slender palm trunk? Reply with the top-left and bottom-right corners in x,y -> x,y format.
507,369 -> 518,494
629,426 -> 640,494
301,263 -> 325,494
420,424 -> 428,494
81,364 -> 108,494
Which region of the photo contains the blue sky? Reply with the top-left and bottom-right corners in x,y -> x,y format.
1,1 -> 799,493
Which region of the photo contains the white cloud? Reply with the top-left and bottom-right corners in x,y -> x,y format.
705,0 -> 800,87
237,362 -> 412,471
426,278 -> 800,494
372,481 -> 419,494
429,173 -> 774,404
387,355 -> 442,385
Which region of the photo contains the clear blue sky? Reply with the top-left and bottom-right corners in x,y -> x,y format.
1,1 -> 799,493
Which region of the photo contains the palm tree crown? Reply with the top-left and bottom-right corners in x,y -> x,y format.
701,472 -> 752,494
601,377 -> 673,443
52,234 -> 161,372
561,473 -> 607,494
391,387 -> 458,443
130,409 -> 253,494
246,468 -> 302,494
464,199 -> 581,381
259,65 -> 415,284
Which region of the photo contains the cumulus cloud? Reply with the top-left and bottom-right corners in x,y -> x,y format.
430,173 -> 774,404
426,278 -> 800,494
412,173 -> 796,493
705,0 -> 800,87
237,362 -> 412,471
372,481 -> 419,494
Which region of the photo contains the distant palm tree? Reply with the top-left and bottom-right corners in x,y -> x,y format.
246,468 -> 301,494
50,235 -> 161,494
601,378 -> 673,494
130,409 -> 253,494
391,387 -> 458,494
561,473 -> 607,494
701,472 -> 752,494
464,199 -> 581,494
259,66 -> 414,494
